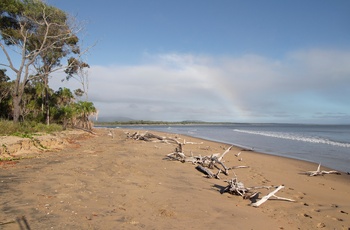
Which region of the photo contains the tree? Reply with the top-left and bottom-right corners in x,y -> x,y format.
0,68 -> 13,119
0,0 -> 83,122
52,87 -> 75,129
73,101 -> 97,130
65,57 -> 90,100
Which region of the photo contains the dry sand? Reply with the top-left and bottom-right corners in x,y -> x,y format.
1,128 -> 350,229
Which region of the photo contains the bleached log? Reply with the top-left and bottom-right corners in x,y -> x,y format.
166,151 -> 187,162
183,139 -> 203,145
228,166 -> 249,170
251,185 -> 290,207
216,160 -> 229,175
163,137 -> 181,145
127,131 -> 182,145
218,145 -> 233,162
270,195 -> 295,202
143,132 -> 164,140
246,185 -> 273,190
304,163 -> 341,176
183,157 -> 199,164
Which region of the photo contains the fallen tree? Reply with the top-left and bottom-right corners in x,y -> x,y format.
127,131 -> 180,145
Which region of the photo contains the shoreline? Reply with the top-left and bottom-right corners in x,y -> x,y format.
108,126 -> 348,174
122,126 -> 350,174
1,128 -> 349,229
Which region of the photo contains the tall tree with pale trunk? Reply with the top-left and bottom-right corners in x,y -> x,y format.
0,0 -> 83,122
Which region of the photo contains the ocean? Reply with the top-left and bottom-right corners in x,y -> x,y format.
103,124 -> 350,173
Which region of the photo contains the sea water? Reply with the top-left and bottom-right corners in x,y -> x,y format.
106,124 -> 350,173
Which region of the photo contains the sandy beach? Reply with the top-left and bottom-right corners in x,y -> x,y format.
1,128 -> 350,229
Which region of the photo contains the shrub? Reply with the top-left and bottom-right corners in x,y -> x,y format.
0,120 -> 63,136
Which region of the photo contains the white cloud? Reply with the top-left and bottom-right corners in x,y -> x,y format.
50,49 -> 350,123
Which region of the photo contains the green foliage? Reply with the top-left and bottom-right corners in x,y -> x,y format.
0,1 -> 97,128
1,0 -> 87,123
0,69 -> 13,119
0,119 -> 63,136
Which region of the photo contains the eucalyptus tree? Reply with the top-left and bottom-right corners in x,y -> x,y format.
0,0 -> 84,122
0,69 -> 13,118
65,57 -> 90,100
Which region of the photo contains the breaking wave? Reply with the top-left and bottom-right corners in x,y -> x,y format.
233,129 -> 350,148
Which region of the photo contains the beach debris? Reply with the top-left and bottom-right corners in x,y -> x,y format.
108,130 -> 114,139
166,144 -> 249,179
126,131 -> 180,144
303,163 -> 341,176
235,151 -> 243,161
196,165 -> 215,178
251,185 -> 295,207
220,176 -> 295,207
128,132 -> 242,177
183,139 -> 203,145
128,130 -> 294,208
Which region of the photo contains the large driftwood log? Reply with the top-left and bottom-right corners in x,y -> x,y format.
303,163 -> 341,176
251,185 -> 295,207
127,131 -> 180,145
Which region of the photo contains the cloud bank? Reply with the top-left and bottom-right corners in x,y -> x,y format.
52,49 -> 350,123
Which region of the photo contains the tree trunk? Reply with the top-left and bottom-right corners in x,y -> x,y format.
45,75 -> 50,125
12,95 -> 21,122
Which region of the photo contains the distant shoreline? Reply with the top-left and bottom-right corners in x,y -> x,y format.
95,121 -> 350,126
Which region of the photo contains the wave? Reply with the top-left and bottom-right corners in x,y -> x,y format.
233,129 -> 350,148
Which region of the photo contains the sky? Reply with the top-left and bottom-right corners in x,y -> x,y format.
3,0 -> 350,123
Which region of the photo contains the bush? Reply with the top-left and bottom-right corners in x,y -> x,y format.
0,120 -> 63,136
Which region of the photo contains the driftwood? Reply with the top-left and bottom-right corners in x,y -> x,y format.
303,163 -> 341,176
222,176 -> 271,198
166,144 -> 249,179
127,131 -> 180,145
196,165 -> 215,178
222,177 -> 252,197
183,139 -> 203,145
222,177 -> 295,206
108,130 -> 114,139
129,130 -> 294,208
251,185 -> 295,207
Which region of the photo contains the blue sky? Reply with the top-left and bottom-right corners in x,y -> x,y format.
4,0 -> 350,123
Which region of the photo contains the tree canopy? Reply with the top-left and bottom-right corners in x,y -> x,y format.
0,0 -> 96,130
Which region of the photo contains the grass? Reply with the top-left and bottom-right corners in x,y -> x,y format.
0,120 -> 63,136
